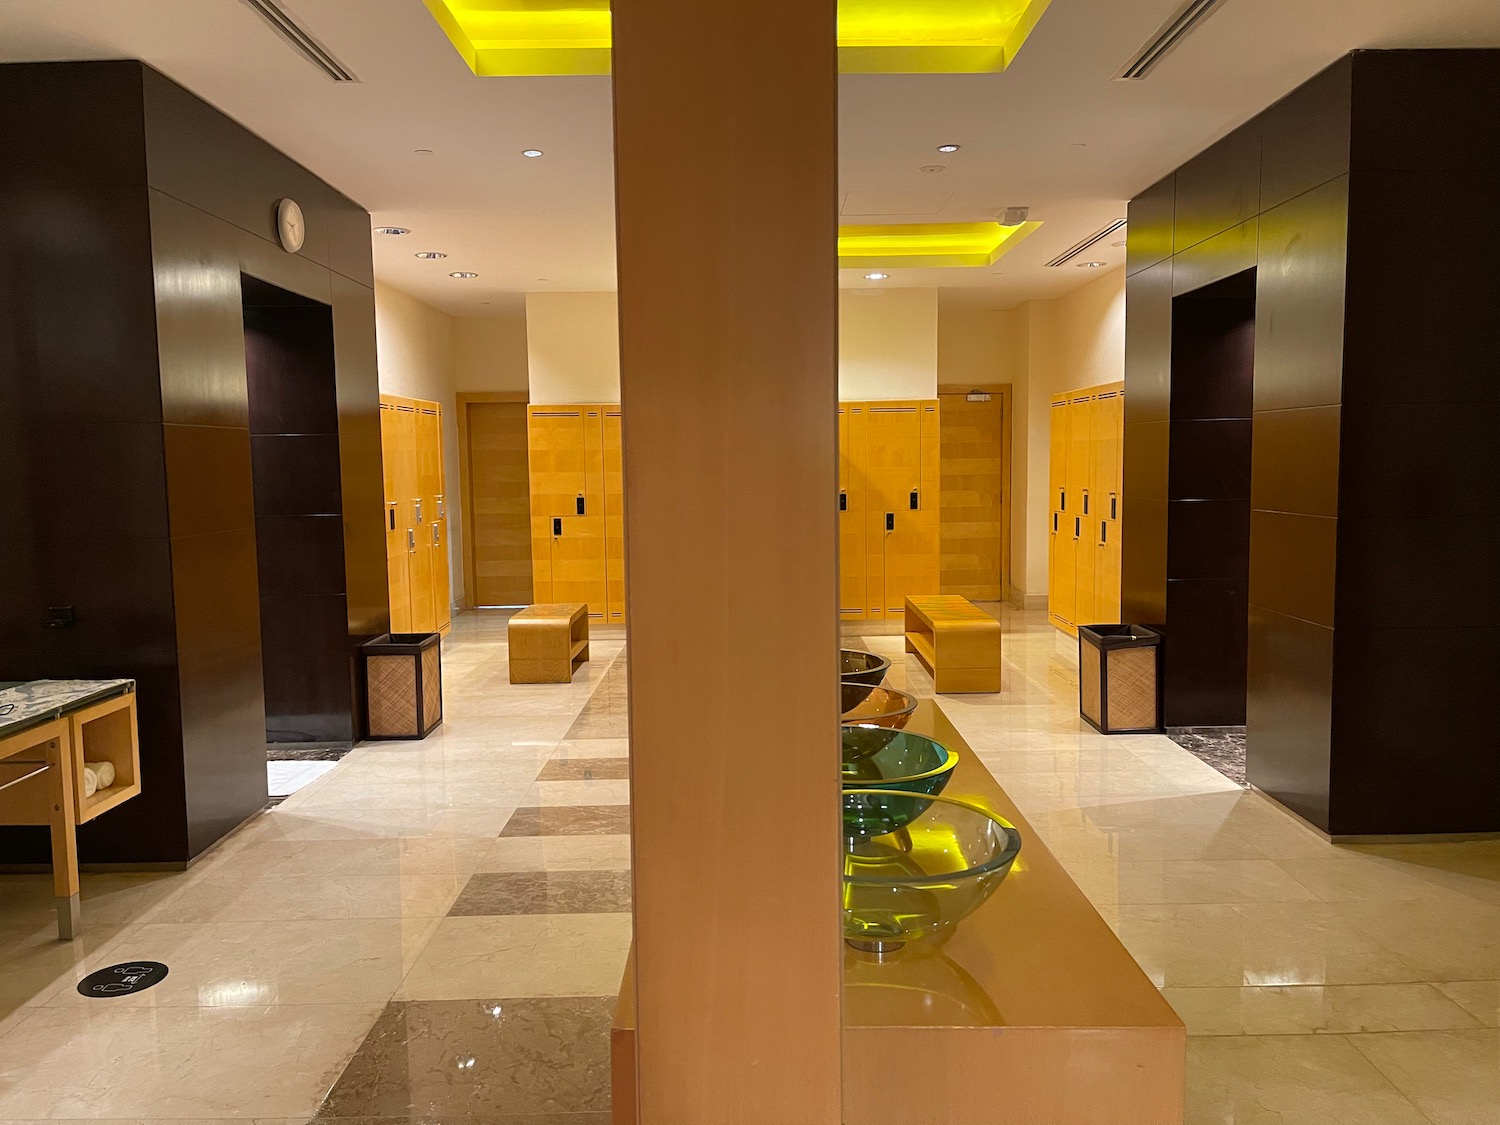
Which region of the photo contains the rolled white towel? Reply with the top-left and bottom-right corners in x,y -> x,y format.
82,766 -> 98,799
90,760 -> 116,789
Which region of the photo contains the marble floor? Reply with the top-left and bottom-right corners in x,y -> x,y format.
0,606 -> 1498,1123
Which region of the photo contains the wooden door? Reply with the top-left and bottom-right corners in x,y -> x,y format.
937,389 -> 1004,601
838,403 -> 867,621
465,401 -> 533,607
603,407 -> 627,625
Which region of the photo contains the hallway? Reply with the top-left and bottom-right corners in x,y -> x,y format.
1,608 -> 1498,1123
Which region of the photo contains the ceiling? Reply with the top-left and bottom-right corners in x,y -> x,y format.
3,0 -> 1499,315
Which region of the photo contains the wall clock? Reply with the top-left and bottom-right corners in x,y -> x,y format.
276,198 -> 305,253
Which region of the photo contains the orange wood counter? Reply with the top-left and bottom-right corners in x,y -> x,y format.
612,700 -> 1185,1125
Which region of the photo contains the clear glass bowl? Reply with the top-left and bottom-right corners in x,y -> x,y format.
842,790 -> 1023,953
841,729 -> 958,838
840,649 -> 891,706
840,683 -> 917,730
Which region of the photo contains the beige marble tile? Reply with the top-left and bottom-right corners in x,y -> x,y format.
400,914 -> 633,1001
1185,1034 -> 1433,1124
552,738 -> 630,760
207,836 -> 491,880
41,918 -> 440,1008
0,921 -> 133,1024
478,836 -> 633,874
0,1003 -> 380,1119
1435,980 -> 1500,1026
520,779 -> 632,807
1068,859 -> 1319,905
146,871 -> 466,922
1351,1028 -> 1500,1125
1162,983 -> 1482,1036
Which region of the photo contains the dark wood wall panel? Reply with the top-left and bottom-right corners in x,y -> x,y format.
0,59 -> 383,865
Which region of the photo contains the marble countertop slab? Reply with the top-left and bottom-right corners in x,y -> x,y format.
0,679 -> 135,742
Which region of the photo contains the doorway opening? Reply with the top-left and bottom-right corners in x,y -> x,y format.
241,275 -> 353,746
1164,269 -> 1255,727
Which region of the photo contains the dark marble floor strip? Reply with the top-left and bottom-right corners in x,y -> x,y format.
448,871 -> 632,917
316,998 -> 613,1121
267,746 -> 353,762
500,805 -> 632,837
1167,727 -> 1247,788
537,758 -> 631,781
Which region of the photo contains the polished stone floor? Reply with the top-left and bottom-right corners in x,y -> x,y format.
0,606 -> 1497,1123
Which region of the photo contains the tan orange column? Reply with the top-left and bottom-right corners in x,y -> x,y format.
611,1 -> 842,1123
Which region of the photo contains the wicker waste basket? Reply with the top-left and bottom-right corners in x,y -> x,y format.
1078,625 -> 1161,734
362,633 -> 443,740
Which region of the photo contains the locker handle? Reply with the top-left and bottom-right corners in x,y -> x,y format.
1053,512 -> 1058,532
1111,495 -> 1118,520
388,506 -> 396,532
436,494 -> 445,520
909,489 -> 919,510
414,499 -> 423,523
1074,517 -> 1080,538
576,493 -> 586,516
1101,521 -> 1107,543
1083,492 -> 1089,515
839,491 -> 847,512
552,517 -> 563,537
433,523 -> 441,547
407,528 -> 415,552
886,512 -> 895,532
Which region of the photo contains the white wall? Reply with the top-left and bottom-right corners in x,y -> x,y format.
455,312 -> 529,393
840,289 -> 938,400
374,283 -> 464,606
526,291 -> 620,404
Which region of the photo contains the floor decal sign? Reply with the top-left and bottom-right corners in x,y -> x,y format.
77,961 -> 169,997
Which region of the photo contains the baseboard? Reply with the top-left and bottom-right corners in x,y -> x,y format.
1006,588 -> 1047,611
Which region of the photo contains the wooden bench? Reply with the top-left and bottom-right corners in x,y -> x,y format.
904,595 -> 1002,693
508,603 -> 590,684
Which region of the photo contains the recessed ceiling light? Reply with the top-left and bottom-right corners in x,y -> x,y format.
414,251 -> 448,259
919,164 -> 946,174
864,272 -> 890,281
1078,261 -> 1107,268
521,149 -> 544,158
373,226 -> 410,236
449,271 -> 479,279
936,144 -> 961,153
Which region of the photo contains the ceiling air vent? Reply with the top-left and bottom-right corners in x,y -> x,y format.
1044,219 -> 1128,268
1116,0 -> 1230,80
241,0 -> 359,82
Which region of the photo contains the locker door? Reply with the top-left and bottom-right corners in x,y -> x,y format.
1072,396 -> 1099,629
863,402 -> 922,619
838,403 -> 867,621
884,401 -> 940,616
401,406 -> 434,632
380,402 -> 413,633
1047,395 -> 1074,631
550,515 -> 607,617
603,407 -> 626,625
1094,388 -> 1124,624
528,407 -> 591,608
416,407 -> 451,631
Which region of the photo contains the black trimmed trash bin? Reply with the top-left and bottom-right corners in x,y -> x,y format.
362,633 -> 443,740
1078,625 -> 1161,734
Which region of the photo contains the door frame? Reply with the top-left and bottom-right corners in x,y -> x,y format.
936,382 -> 1014,604
456,390 -> 530,611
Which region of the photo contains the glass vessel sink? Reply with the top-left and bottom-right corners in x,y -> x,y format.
842,790 -> 1023,953
840,684 -> 917,730
839,649 -> 891,706
841,729 -> 958,837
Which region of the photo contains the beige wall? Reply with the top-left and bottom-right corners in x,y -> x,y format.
454,312 -> 529,393
526,291 -> 621,404
374,282 -> 465,607
840,288 -> 938,399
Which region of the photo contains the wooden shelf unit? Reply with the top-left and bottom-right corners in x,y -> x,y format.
70,693 -> 141,823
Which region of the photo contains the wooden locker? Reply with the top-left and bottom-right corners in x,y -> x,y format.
416,406 -> 451,632
1094,387 -> 1124,625
1047,395 -> 1074,632
1072,395 -> 1100,629
401,405 -> 434,633
526,405 -> 608,621
838,403 -> 867,621
863,402 -> 922,619
380,401 -> 413,633
603,407 -> 626,625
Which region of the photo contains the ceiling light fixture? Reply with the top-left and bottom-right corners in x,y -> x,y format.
415,251 -> 448,259
864,272 -> 890,281
521,149 -> 544,158
919,164 -> 946,174
373,226 -> 410,236
449,271 -> 479,279
999,206 -> 1031,227
936,144 -> 961,153
1078,261 -> 1107,268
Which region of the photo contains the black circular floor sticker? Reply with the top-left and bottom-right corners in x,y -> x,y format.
77,962 -> 169,998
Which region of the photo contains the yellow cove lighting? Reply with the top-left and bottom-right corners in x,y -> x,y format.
423,0 -> 1053,77
838,221 -> 1042,269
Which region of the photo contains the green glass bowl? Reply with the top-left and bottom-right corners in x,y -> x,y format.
842,791 -> 1023,953
840,649 -> 891,707
841,729 -> 958,837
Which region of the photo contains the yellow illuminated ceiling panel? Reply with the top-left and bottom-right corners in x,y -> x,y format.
838,221 -> 1042,269
424,0 -> 1052,77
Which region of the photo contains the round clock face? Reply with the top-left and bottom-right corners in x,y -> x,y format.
277,198 -> 305,253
